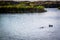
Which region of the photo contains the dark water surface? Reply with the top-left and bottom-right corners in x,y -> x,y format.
0,8 -> 60,40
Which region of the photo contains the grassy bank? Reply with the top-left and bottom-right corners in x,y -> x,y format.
0,2 -> 46,13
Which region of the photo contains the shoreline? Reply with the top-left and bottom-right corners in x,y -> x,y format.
0,1 -> 60,13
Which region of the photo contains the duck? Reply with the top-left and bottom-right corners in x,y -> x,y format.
49,25 -> 53,27
40,27 -> 44,29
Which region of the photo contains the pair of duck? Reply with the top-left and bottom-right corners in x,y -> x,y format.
40,25 -> 53,29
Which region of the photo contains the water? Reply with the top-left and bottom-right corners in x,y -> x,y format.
0,8 -> 60,40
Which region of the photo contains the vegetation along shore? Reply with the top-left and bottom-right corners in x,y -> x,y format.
0,1 -> 60,13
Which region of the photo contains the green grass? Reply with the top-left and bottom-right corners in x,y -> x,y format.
0,2 -> 45,9
0,5 -> 45,9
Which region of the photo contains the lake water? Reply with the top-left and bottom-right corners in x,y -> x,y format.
0,8 -> 60,40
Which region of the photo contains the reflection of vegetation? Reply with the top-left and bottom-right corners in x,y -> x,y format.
0,5 -> 46,13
